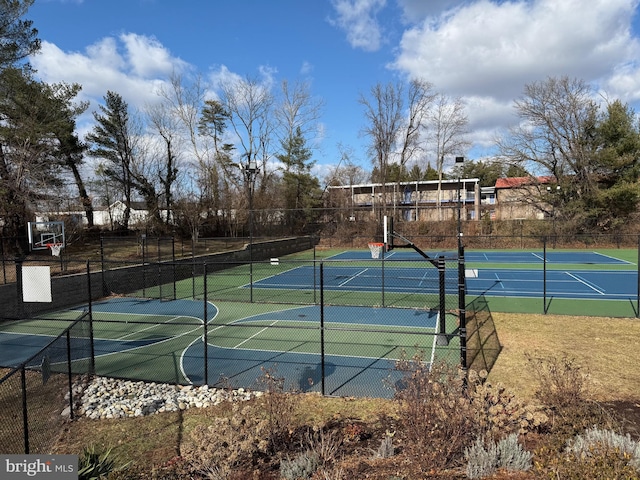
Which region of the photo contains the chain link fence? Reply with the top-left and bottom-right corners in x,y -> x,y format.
0,311 -> 93,454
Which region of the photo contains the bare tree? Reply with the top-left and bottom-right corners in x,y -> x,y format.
146,101 -> 181,227
359,82 -> 404,214
275,79 -> 324,162
218,75 -> 275,211
497,76 -> 598,200
398,79 -> 437,171
428,93 -> 470,217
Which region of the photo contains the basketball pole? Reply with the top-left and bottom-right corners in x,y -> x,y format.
384,215 -> 449,346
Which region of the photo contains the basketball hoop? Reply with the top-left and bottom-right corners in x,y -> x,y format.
368,242 -> 385,259
47,243 -> 64,257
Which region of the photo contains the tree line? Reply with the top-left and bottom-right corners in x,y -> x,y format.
2,1 -> 640,255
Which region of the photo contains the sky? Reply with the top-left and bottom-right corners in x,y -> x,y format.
25,0 -> 640,181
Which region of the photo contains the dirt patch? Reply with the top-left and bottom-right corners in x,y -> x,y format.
604,400 -> 640,440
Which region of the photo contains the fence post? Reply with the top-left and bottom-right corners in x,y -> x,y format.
381,248 -> 385,307
15,257 -> 24,318
637,235 -> 639,319
436,255 -> 448,346
21,367 -> 29,454
543,237 -> 547,314
320,262 -> 325,396
66,331 -> 74,420
87,261 -> 96,375
100,235 -> 108,296
458,245 -> 467,372
203,263 -> 208,386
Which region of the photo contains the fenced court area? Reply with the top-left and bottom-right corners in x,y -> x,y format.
1,233 -> 639,452
0,253 -> 466,395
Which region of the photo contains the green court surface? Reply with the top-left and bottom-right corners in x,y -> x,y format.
0,299 -> 461,397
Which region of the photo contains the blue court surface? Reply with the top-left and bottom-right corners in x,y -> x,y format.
253,263 -> 636,300
329,249 -> 632,264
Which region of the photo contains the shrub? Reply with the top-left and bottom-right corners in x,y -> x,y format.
467,369 -> 548,440
304,427 -> 342,466
526,352 -> 616,442
373,430 -> 395,459
181,403 -> 272,471
526,352 -> 589,409
393,355 -> 545,470
465,433 -> 532,479
78,445 -> 118,480
279,451 -> 320,480
567,427 -> 640,472
257,366 -> 300,452
393,356 -> 477,469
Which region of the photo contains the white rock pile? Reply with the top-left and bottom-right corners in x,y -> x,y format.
70,376 -> 261,420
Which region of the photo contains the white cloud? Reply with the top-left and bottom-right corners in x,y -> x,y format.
396,0 -> 464,22
208,64 -> 243,91
300,61 -> 314,76
392,0 -> 640,102
30,35 -> 192,131
329,0 -> 387,51
120,33 -> 188,78
388,0 -> 640,155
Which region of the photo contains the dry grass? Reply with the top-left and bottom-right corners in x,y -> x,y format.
487,313 -> 640,401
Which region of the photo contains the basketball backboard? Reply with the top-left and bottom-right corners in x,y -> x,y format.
27,221 -> 65,251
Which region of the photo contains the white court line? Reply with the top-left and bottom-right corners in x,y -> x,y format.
493,272 -> 505,289
565,272 -> 606,295
233,320 -> 280,349
593,251 -> 635,265
418,270 -> 430,286
531,252 -> 544,261
338,268 -> 368,287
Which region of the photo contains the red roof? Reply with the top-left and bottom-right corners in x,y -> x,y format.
495,176 -> 555,189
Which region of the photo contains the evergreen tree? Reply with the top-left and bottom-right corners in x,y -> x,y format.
86,91 -> 136,229
276,127 -> 322,232
0,68 -> 89,248
0,0 -> 40,70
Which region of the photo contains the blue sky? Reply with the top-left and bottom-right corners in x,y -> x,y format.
26,0 -> 640,181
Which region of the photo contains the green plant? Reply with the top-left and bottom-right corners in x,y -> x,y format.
464,433 -> 532,479
78,445 -> 118,480
279,450 -> 319,480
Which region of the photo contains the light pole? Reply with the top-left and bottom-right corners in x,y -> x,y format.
455,156 -> 465,250
546,185 -> 561,246
241,160 -> 259,302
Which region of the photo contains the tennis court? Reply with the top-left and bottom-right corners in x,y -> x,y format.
252,249 -> 636,301
329,249 -> 632,265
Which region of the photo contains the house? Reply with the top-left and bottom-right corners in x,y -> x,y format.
327,178 -> 482,222
493,176 -> 556,220
36,201 -> 172,229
